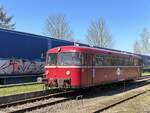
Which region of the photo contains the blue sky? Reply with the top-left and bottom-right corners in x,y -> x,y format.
0,0 -> 150,52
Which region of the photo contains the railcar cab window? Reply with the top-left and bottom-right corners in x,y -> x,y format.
47,52 -> 82,66
47,53 -> 57,65
57,52 -> 82,66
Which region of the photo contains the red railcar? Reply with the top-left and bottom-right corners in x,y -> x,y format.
43,46 -> 142,88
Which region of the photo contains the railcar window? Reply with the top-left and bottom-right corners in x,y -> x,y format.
95,55 -> 104,66
124,58 -> 129,66
104,56 -> 111,66
47,53 -> 57,65
129,58 -> 134,66
110,56 -> 128,66
72,53 -> 82,66
121,58 -> 125,65
134,59 -> 139,66
111,57 -> 119,66
118,57 -> 123,65
57,52 -> 82,66
95,55 -> 139,66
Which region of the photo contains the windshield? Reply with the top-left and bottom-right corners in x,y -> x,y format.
47,53 -> 57,66
47,52 -> 82,66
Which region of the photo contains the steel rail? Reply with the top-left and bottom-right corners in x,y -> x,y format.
0,90 -> 74,109
8,98 -> 72,113
93,89 -> 150,113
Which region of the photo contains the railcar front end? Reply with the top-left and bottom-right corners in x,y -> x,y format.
43,48 -> 82,88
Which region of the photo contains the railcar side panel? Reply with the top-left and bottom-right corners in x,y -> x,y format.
122,67 -> 140,79
93,67 -> 117,85
92,66 -> 140,86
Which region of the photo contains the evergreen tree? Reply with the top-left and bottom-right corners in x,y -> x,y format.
0,6 -> 15,29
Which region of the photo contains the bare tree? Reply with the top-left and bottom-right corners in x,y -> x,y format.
133,41 -> 141,54
133,28 -> 150,55
0,6 -> 15,29
86,18 -> 113,48
44,14 -> 73,41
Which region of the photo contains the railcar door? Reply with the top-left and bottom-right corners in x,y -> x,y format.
81,53 -> 94,87
87,54 -> 94,87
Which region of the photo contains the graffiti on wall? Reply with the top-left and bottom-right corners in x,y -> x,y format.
0,59 -> 44,74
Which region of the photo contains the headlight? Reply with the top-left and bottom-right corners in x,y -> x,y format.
66,70 -> 71,75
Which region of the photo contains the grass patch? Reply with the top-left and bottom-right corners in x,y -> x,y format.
0,84 -> 44,96
142,72 -> 150,76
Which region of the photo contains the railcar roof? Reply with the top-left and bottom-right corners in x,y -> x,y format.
48,46 -> 141,59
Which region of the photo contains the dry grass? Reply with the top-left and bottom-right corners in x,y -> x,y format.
142,72 -> 150,76
0,84 -> 44,96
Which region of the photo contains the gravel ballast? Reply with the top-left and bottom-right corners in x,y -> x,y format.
26,84 -> 150,113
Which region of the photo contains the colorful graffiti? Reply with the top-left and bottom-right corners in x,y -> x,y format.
0,59 -> 44,75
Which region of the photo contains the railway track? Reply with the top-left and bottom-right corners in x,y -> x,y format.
93,86 -> 150,113
90,77 -> 150,113
8,97 -> 74,113
0,76 -> 149,113
8,77 -> 149,113
0,90 -> 79,113
0,90 -> 74,108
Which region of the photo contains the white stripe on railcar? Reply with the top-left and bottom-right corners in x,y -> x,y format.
45,65 -> 141,68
